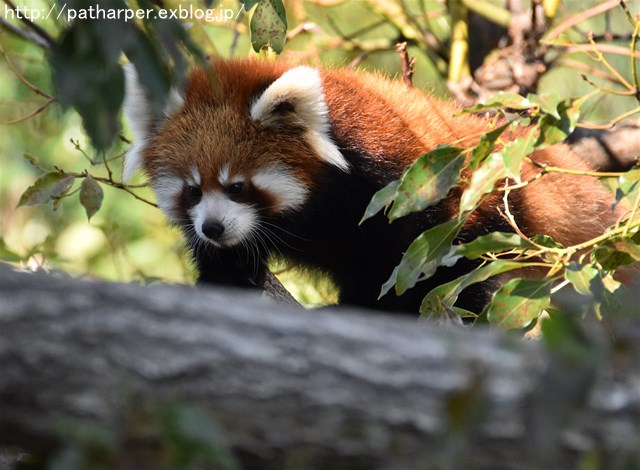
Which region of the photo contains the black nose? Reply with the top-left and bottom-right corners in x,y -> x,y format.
201,220 -> 225,240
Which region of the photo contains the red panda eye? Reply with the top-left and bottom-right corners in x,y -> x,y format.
226,182 -> 245,196
185,185 -> 202,204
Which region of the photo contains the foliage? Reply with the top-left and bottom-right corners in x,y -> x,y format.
30,402 -> 237,470
365,85 -> 639,326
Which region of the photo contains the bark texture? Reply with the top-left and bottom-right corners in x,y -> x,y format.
0,263 -> 639,469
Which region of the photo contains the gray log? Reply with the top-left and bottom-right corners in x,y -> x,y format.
0,263 -> 639,469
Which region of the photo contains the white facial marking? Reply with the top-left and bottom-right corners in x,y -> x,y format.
152,174 -> 184,221
191,192 -> 257,247
250,66 -> 350,172
218,164 -> 230,186
189,165 -> 201,186
252,164 -> 308,212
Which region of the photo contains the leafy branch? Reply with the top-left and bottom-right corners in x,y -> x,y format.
545,1 -> 640,129
18,144 -> 157,221
362,80 -> 640,327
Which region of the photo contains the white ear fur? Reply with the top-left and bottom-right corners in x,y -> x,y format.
250,66 -> 349,172
122,64 -> 185,181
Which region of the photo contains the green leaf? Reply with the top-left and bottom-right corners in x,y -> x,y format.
420,260 -> 524,316
610,236 -> 640,260
592,245 -> 635,271
530,234 -> 564,249
383,219 -> 463,297
564,262 -> 601,297
17,172 -> 75,207
603,168 -> 640,210
590,232 -> 640,270
142,4 -> 204,82
360,179 -> 400,224
160,404 -> 237,470
0,238 -> 21,262
527,93 -> 562,119
250,0 -> 288,53
499,128 -> 536,180
50,20 -> 128,150
456,232 -> 533,259
380,265 -> 399,299
564,261 -> 608,319
541,310 -> 596,365
595,279 -> 625,319
459,153 -> 507,213
486,278 -> 552,329
469,123 -> 509,171
535,98 -> 581,149
461,92 -> 535,114
388,146 -> 464,221
79,176 -> 104,221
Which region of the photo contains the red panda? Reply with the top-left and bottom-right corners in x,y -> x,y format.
123,58 -> 617,313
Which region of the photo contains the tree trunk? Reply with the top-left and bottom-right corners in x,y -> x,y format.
0,263 -> 639,469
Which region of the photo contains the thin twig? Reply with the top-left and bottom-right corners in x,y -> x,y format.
347,51 -> 369,68
395,42 -> 415,88
566,42 -> 640,59
554,58 -> 623,86
0,46 -> 54,99
545,0 -> 620,41
580,73 -> 638,96
577,106 -> 640,129
631,21 -> 640,103
68,171 -> 157,207
588,32 -> 635,90
0,16 -> 49,49
1,99 -> 54,124
526,157 -> 629,178
3,0 -> 54,48
69,138 -> 94,165
499,184 -> 548,251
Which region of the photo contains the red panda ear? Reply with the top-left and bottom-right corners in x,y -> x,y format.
250,66 -> 349,172
122,64 -> 184,181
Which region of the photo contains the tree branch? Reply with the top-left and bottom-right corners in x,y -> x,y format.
0,264 -> 639,468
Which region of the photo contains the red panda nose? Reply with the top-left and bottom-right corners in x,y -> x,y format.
201,220 -> 225,240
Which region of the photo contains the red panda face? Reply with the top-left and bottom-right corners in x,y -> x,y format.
123,61 -> 349,249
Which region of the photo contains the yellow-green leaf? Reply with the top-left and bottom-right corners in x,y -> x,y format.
459,153 -> 506,213
79,176 -> 104,221
17,172 -> 75,207
487,278 -> 552,329
360,179 -> 400,224
388,146 -> 464,221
